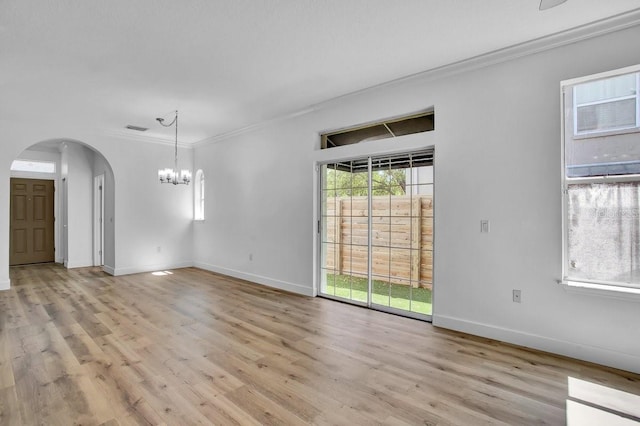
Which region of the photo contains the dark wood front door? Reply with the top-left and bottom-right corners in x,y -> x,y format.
10,178 -> 55,265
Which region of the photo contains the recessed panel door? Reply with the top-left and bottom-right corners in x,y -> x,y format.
10,178 -> 55,265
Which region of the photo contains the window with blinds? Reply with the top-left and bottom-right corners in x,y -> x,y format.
573,72 -> 639,136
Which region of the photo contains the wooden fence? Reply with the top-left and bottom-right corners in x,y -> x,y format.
325,195 -> 433,289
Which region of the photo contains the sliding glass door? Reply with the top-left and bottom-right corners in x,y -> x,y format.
319,149 -> 434,320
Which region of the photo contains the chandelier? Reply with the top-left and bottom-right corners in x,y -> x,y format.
157,110 -> 191,185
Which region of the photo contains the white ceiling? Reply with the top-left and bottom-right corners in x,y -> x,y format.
2,0 -> 640,145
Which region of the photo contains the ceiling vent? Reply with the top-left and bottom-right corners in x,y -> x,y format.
321,110 -> 434,149
125,125 -> 149,132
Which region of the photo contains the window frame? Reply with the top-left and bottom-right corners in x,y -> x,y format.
320,110 -> 434,149
317,148 -> 435,321
10,159 -> 56,174
572,70 -> 640,139
561,64 -> 640,293
194,169 -> 205,221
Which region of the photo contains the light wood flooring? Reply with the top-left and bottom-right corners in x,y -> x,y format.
0,264 -> 639,425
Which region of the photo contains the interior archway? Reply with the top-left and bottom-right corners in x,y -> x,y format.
9,139 -> 116,273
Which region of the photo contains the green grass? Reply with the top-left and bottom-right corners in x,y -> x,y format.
323,273 -> 432,315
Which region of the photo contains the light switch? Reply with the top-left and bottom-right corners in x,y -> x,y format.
480,219 -> 490,233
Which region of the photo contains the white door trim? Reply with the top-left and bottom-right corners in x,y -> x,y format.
93,174 -> 105,266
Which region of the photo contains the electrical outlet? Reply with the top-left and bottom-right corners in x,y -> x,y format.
513,289 -> 522,303
157,246 -> 161,253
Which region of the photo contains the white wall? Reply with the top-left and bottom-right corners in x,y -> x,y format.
193,24 -> 640,373
62,143 -> 95,268
109,139 -> 194,275
193,119 -> 319,295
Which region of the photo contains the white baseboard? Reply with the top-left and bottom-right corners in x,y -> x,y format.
102,265 -> 115,275
194,261 -> 314,297
434,314 -> 640,375
111,261 -> 193,276
0,278 -> 10,291
65,260 -> 94,269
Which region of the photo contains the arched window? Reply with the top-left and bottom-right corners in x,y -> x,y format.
194,169 -> 205,220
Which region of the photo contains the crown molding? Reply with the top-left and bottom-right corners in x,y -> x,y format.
383,7 -> 640,87
194,8 -> 640,148
103,129 -> 194,149
193,107 -> 314,148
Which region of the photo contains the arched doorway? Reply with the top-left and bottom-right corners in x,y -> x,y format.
9,139 -> 115,273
